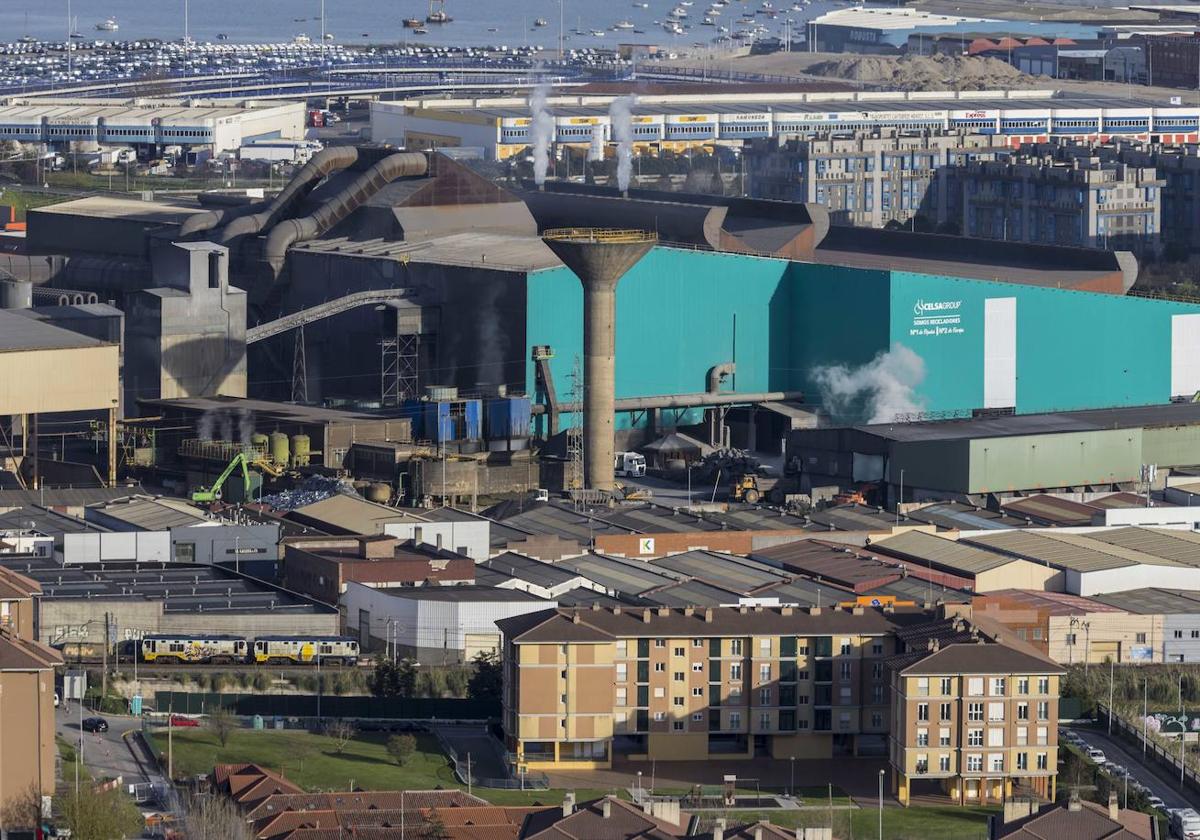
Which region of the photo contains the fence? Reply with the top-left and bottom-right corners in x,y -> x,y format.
432,727 -> 549,790
1099,702 -> 1200,795
152,691 -> 498,719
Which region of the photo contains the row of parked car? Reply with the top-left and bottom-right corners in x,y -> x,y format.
1060,728 -> 1168,813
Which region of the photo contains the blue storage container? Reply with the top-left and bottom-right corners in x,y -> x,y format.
463,399 -> 482,441
486,397 -> 532,439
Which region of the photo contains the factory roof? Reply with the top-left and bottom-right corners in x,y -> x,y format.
483,502 -> 634,542
850,401 -> 1200,443
0,558 -> 332,615
0,99 -> 294,123
1094,588 -> 1200,615
555,553 -> 681,596
964,530 -> 1191,571
645,580 -> 746,607
651,550 -> 792,593
31,195 -> 199,225
752,540 -> 901,590
293,232 -> 560,273
871,530 -> 1018,574
86,496 -> 210,530
0,505 -> 108,539
287,494 -> 426,536
808,504 -> 901,531
757,578 -> 863,608
0,308 -> 109,352
476,552 -> 582,589
371,584 -> 548,603
141,395 -> 403,423
554,588 -> 643,608
903,502 -> 1024,531
978,588 -> 1127,616
1081,527 -> 1200,564
1001,494 -> 1101,527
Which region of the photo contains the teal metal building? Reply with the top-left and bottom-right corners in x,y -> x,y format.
526,246 -> 1200,427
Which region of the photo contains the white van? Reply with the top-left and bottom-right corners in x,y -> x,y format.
1170,808 -> 1200,840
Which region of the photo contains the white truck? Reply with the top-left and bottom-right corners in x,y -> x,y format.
615,451 -> 646,478
239,139 -> 322,165
1171,808 -> 1200,840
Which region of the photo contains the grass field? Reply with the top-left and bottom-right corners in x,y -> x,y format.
0,188 -> 70,220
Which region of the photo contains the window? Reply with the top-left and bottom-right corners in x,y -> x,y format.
760,638 -> 772,655
840,662 -> 852,679
692,712 -> 704,721
940,703 -> 952,721
1017,726 -> 1028,746
988,728 -> 1004,747
760,687 -> 771,705
561,670 -> 567,679
1017,678 -> 1029,695
655,662 -> 666,673
987,703 -> 1004,722
872,641 -> 884,655
760,664 -> 772,682
730,639 -> 743,656
990,754 -> 1004,772
916,753 -> 928,773
1136,633 -> 1147,644
1017,702 -> 1029,721
674,647 -> 686,657
916,677 -> 930,696
939,727 -> 950,746
966,755 -> 983,772
940,678 -> 952,695
760,712 -> 771,730
730,664 -> 742,681
653,711 -> 666,721
968,703 -> 984,722
872,685 -> 884,703
673,721 -> 685,731
654,687 -> 665,699
871,711 -> 883,728
1037,677 -> 1049,695
673,697 -> 685,707
693,662 -> 704,672
1066,633 -> 1077,646
917,729 -> 929,746
616,663 -> 627,681
918,703 -> 929,722
655,639 -> 666,648
939,755 -> 951,772
1037,701 -> 1049,720
674,672 -> 685,682
840,641 -> 851,655
1180,630 -> 1188,639
729,712 -> 741,729
1036,726 -> 1048,746
991,678 -> 1006,696
967,678 -> 984,696
616,688 -> 627,705
873,663 -> 884,680
967,729 -> 983,747
1036,753 -> 1048,770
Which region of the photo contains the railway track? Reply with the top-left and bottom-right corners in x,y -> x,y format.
70,659 -> 374,671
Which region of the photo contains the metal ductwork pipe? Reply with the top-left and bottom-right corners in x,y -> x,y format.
535,389 -> 805,415
179,203 -> 263,238
707,362 -> 736,394
215,146 -> 362,245
542,228 -> 657,492
263,151 -> 428,279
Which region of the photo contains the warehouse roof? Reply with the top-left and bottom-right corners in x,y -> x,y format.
979,588 -> 1127,615
0,558 -> 332,614
810,6 -> 993,29
904,502 -> 1025,531
372,584 -> 548,603
651,550 -> 792,594
964,529 -> 1192,571
850,401 -> 1200,443
808,504 -> 901,531
752,540 -> 901,591
871,530 -> 1017,574
1002,494 -> 1100,527
287,494 -> 426,536
1083,527 -> 1200,565
0,308 -> 108,352
476,552 -> 582,589
645,580 -> 746,607
87,496 -> 209,530
555,553 -> 682,596
31,195 -> 198,224
1094,588 -> 1200,614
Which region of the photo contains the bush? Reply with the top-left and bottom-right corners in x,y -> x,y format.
252,672 -> 272,691
386,733 -> 416,765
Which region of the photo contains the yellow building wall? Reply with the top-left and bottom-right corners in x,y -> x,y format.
771,733 -> 832,759
0,344 -> 119,414
648,732 -> 708,760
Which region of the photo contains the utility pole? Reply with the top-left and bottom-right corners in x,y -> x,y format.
102,612 -> 110,705
1108,657 -> 1114,734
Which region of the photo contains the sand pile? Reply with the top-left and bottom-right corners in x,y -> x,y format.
807,53 -> 1046,91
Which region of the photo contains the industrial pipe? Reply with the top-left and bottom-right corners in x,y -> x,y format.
179,203 -> 262,238
707,362 -> 736,394
534,389 -> 805,415
263,151 -> 428,279
215,145 -> 361,244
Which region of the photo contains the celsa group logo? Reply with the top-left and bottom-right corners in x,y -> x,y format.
913,299 -> 962,317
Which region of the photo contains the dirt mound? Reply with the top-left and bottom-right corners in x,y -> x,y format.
807,52 -> 1046,91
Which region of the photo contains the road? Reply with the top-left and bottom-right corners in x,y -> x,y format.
1067,724 -> 1200,811
56,702 -> 147,789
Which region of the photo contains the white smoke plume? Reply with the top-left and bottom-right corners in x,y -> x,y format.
529,85 -> 555,186
587,124 -> 604,163
197,410 -> 214,441
196,408 -> 255,443
609,95 -> 638,193
811,343 -> 926,424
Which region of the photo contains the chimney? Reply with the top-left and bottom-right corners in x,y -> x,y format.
1068,791 -> 1082,812
657,607 -> 669,617
754,825 -> 765,840
704,608 -> 713,623
562,792 -> 575,818
810,606 -> 822,615
642,609 -> 652,623
602,798 -> 612,819
713,818 -> 726,840
781,606 -> 793,616
1108,791 -> 1119,821
684,606 -> 694,617
572,613 -> 581,624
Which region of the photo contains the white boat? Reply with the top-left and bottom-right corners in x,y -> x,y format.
614,19 -> 635,28
534,17 -> 549,26
702,16 -> 716,24
590,28 -> 605,35
633,1 -> 648,6
293,33 -> 311,43
323,33 -> 335,40
669,6 -> 688,17
663,19 -> 684,33
95,17 -> 119,32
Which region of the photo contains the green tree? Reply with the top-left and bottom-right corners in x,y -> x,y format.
467,651 -> 502,702
386,733 -> 416,766
208,706 -> 237,748
422,808 -> 450,840
60,785 -> 144,840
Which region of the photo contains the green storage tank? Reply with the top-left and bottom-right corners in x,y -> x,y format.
292,434 -> 311,467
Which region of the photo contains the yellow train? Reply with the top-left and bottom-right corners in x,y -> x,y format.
251,635 -> 360,665
140,634 -> 248,664
139,634 -> 359,665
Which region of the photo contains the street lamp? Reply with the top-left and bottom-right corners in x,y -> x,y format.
789,756 -> 795,798
878,769 -> 885,840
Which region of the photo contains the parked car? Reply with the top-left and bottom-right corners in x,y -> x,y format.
81,717 -> 108,733
1170,807 -> 1200,840
1086,748 -> 1107,764
170,715 -> 199,727
1148,795 -> 1166,810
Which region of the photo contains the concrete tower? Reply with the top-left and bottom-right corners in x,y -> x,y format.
542,228 -> 656,491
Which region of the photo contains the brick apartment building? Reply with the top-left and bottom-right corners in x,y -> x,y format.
888,618 -> 1064,807
0,566 -> 62,831
497,605 -> 1063,807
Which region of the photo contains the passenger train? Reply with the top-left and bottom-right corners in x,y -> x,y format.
140,633 -> 359,665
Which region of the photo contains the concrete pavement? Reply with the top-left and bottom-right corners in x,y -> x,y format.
1067,724 -> 1200,811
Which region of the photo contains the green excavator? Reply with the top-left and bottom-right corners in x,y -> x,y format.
191,452 -> 257,504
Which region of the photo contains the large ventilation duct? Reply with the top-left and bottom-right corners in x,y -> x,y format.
179,202 -> 262,238
209,146 -> 362,244
541,228 -> 657,492
263,151 -> 428,279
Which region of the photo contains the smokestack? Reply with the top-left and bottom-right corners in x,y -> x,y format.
542,228 -> 657,491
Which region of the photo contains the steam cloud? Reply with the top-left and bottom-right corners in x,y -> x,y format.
587,124 -> 604,163
529,85 -> 555,186
811,343 -> 926,424
196,408 -> 256,443
608,95 -> 638,193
